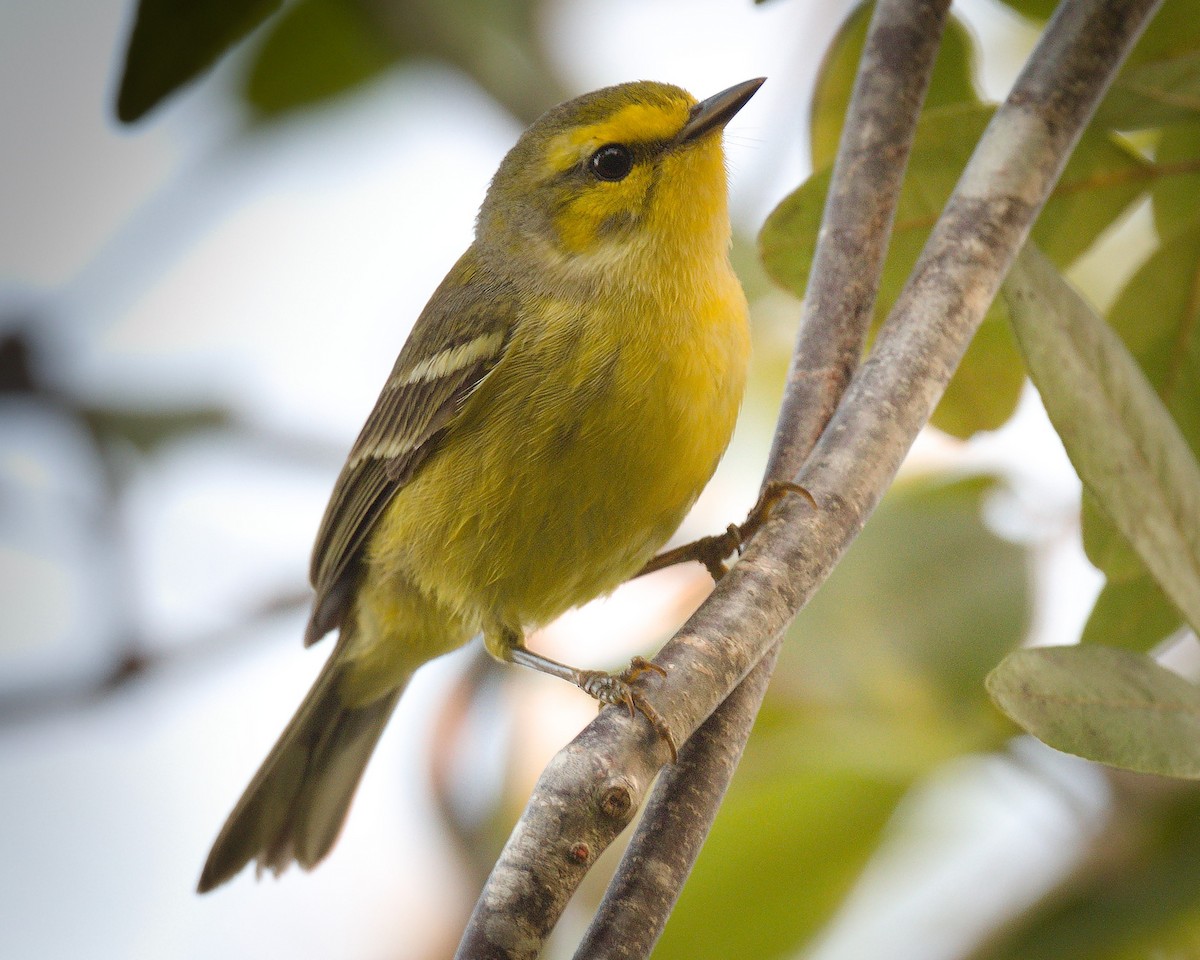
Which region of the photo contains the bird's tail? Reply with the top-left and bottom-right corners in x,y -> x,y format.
197,645 -> 406,893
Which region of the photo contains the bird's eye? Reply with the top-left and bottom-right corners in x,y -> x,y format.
589,144 -> 633,182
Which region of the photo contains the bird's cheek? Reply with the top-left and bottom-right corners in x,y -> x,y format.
552,200 -> 600,255
554,180 -> 650,255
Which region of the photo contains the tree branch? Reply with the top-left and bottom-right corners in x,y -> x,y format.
573,0 -> 953,955
454,1 -> 1162,957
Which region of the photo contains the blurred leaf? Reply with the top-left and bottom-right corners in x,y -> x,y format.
654,772 -> 905,960
116,0 -> 282,123
1081,572 -> 1185,650
1105,221 -> 1200,459
744,475 -> 1029,791
933,298 -> 1025,438
1081,493 -> 1146,581
773,474 -> 1028,749
352,0 -> 564,125
657,475 -> 1028,958
762,104 -> 1148,436
1004,245 -> 1200,639
1095,0 -> 1200,130
765,105 -> 1151,302
808,4 -> 864,172
1098,51 -> 1200,130
245,0 -> 400,116
766,106 -> 1009,437
1081,493 -> 1184,651
920,12 -> 978,108
125,0 -> 563,125
809,3 -> 978,170
1032,131 -> 1148,265
1121,0 -> 1200,69
1151,123 -> 1200,241
988,646 -> 1200,777
1076,218 -> 1200,648
969,788 -> 1200,960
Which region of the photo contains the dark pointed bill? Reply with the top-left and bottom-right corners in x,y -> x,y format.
676,77 -> 765,144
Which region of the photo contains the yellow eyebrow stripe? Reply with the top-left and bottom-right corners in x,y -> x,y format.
583,102 -> 685,144
545,101 -> 691,172
403,331 -> 505,385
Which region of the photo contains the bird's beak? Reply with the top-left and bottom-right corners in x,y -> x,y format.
676,77 -> 765,144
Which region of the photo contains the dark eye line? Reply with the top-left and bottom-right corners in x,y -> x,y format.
613,139 -> 669,164
549,138 -> 671,187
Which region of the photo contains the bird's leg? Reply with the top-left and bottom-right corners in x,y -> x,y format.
488,628 -> 676,761
636,480 -> 816,581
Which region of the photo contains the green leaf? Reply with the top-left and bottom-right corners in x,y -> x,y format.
1081,573 -> 1185,651
1081,492 -> 1151,580
763,102 -> 1150,307
244,0 -> 401,116
932,297 -> 1025,437
1004,245 -> 1200,639
765,106 -> 1007,437
970,789 -> 1200,960
987,645 -> 1200,777
1095,0 -> 1200,130
769,475 -> 1030,777
1098,51 -> 1200,130
1032,131 -> 1148,265
1075,222 -> 1200,649
808,4 -> 866,172
891,12 -> 979,113
653,772 -> 904,960
657,476 -> 1029,959
1151,122 -> 1200,242
1122,0 -> 1200,69
762,105 -> 1148,436
1106,221 -> 1200,459
116,0 -> 282,123
809,3 -> 978,170
1081,493 -> 1184,651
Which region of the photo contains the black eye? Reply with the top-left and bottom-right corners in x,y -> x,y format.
590,144 -> 633,182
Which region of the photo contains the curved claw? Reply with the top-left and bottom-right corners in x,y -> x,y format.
578,659 -> 677,763
635,480 -> 817,583
622,655 -> 667,684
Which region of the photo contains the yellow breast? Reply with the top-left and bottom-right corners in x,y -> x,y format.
365,101 -> 750,640
374,246 -> 749,633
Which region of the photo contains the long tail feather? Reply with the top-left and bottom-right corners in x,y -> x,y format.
197,655 -> 405,893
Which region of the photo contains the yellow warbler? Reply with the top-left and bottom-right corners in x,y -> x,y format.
198,77 -> 762,892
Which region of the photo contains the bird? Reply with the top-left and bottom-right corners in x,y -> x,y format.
198,76 -> 763,892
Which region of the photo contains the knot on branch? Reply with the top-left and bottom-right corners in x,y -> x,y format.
598,779 -> 635,821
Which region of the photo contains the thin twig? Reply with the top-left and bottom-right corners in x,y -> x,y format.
573,0 -> 953,955
454,1 -> 1161,957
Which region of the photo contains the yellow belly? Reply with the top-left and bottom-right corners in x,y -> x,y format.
365,274 -> 749,640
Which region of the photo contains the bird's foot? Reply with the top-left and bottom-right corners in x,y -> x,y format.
577,657 -> 677,762
636,480 -> 817,581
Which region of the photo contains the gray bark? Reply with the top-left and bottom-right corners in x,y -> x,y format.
454,0 -> 1162,957
573,1 -> 953,956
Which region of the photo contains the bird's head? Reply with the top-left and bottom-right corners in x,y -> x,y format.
477,78 -> 763,272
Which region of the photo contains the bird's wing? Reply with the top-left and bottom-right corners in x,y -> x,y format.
304,256 -> 517,645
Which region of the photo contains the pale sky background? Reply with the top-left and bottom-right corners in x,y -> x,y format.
0,1 -> 1122,958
